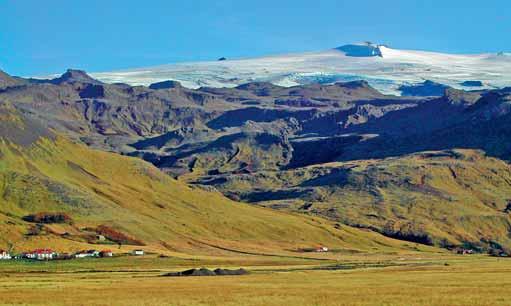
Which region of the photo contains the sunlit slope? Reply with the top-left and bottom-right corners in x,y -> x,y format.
0,106 -> 424,254
201,149 -> 511,252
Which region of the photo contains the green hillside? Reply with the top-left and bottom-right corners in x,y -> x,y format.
197,149 -> 511,252
0,105 -> 424,255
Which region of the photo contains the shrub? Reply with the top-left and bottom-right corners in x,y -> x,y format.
23,212 -> 72,224
95,225 -> 145,246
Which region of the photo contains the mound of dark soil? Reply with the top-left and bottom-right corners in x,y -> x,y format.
213,268 -> 249,276
163,268 -> 249,277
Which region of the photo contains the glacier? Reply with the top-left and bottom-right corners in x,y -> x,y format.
90,43 -> 511,95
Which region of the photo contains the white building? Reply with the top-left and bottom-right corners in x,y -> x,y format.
99,250 -> 113,257
75,250 -> 100,258
0,250 -> 11,260
316,246 -> 329,253
75,252 -> 91,259
26,249 -> 56,260
132,249 -> 144,256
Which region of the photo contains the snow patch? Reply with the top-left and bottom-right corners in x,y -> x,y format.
89,44 -> 511,95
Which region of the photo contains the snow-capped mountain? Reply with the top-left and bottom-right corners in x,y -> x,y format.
91,43 -> 511,95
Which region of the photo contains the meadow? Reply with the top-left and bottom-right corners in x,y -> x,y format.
0,254 -> 510,306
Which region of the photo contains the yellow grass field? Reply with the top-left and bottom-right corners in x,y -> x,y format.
0,254 -> 510,306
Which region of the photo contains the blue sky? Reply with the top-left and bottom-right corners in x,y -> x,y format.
1,0 -> 509,76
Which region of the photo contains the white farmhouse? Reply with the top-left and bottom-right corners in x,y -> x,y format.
132,249 -> 144,256
316,246 -> 329,253
0,250 -> 11,260
75,250 -> 100,258
99,250 -> 113,257
26,249 -> 56,260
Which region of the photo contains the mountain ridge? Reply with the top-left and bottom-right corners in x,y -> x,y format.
2,68 -> 511,253
0,103 -> 424,255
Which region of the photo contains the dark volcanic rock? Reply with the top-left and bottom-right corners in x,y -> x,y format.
442,88 -> 481,106
235,82 -> 283,96
79,84 -> 105,98
51,69 -> 101,85
213,268 -> 248,275
131,127 -> 211,150
149,80 -> 183,90
461,80 -> 484,87
399,80 -> 450,97
335,43 -> 383,57
163,268 -> 248,277
0,70 -> 27,89
288,135 -> 363,168
338,80 -> 372,89
207,107 -> 316,129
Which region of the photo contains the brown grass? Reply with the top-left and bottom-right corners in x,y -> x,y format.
0,256 -> 510,306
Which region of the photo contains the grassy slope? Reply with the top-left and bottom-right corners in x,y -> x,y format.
204,150 -> 511,251
0,107 -> 429,256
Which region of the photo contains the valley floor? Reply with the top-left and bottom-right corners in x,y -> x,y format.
0,254 -> 509,306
